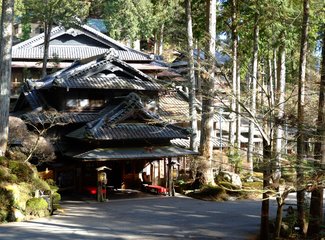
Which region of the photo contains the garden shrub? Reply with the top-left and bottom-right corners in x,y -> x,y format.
187,185 -> 228,201
0,166 -> 11,182
0,188 -> 13,222
26,197 -> 49,218
0,157 -> 8,167
8,161 -> 34,183
31,177 -> 51,192
52,192 -> 61,204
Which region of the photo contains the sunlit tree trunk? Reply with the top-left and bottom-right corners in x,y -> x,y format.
307,25 -> 325,239
158,23 -> 164,55
235,64 -> 241,151
186,0 -> 198,152
154,31 -> 158,55
229,0 -> 238,159
274,31 -> 286,186
273,48 -> 278,92
273,31 -> 286,239
296,0 -> 309,235
0,0 -> 14,157
200,0 -> 216,184
247,10 -> 259,178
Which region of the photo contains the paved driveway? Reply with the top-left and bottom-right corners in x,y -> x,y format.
0,195 -> 277,240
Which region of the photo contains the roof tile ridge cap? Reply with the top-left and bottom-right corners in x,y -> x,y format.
81,24 -> 129,51
105,94 -> 142,125
67,58 -> 109,80
94,100 -> 129,127
13,26 -> 64,49
112,58 -> 156,83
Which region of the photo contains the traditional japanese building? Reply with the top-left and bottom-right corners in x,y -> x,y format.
13,50 -> 196,194
11,24 -> 166,97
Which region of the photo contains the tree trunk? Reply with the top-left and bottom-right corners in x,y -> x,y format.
271,32 -> 286,240
247,11 -> 259,178
41,21 -> 53,78
307,26 -> 325,239
186,0 -> 198,152
197,44 -> 203,103
268,51 -> 275,109
260,137 -> 271,240
229,0 -> 238,158
274,202 -> 284,239
273,31 -> 286,186
0,0 -> 14,157
235,63 -> 241,150
200,0 -> 216,184
273,48 -> 278,92
154,31 -> 158,55
296,0 -> 309,236
158,23 -> 164,55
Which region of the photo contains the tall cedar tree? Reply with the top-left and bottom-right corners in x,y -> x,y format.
22,0 -> 89,78
296,0 -> 309,235
186,0 -> 199,152
0,0 -> 14,157
307,26 -> 325,238
200,0 -> 216,184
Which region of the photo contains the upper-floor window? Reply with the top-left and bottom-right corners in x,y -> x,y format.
66,98 -> 106,111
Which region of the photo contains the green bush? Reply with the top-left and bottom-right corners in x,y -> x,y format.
187,185 -> 228,201
0,157 -> 8,167
52,192 -> 61,205
0,166 -> 11,182
26,197 -> 49,217
8,161 -> 34,182
0,188 -> 13,222
31,177 -> 50,192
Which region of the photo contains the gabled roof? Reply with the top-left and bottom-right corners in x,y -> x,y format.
14,50 -> 162,112
38,50 -> 160,90
66,93 -> 189,141
12,24 -> 152,62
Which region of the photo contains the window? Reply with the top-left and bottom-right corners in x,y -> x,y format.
66,98 -> 89,110
66,98 -> 106,111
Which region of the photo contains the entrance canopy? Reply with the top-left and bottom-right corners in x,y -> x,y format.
73,146 -> 198,161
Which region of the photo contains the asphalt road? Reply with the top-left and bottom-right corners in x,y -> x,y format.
0,195 -> 277,240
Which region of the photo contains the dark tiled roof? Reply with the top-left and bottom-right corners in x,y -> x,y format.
12,47 -> 150,61
12,25 -> 152,62
159,91 -> 190,122
24,50 -> 160,91
68,123 -> 188,141
21,112 -> 98,125
67,93 -> 189,141
159,90 -> 227,123
53,76 -> 160,91
171,133 -> 229,149
73,146 -> 198,160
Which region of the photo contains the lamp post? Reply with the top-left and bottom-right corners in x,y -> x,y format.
219,108 -> 224,164
167,159 -> 180,196
96,166 -> 111,202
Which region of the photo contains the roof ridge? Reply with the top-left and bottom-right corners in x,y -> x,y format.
13,26 -> 64,49
81,24 -> 129,51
